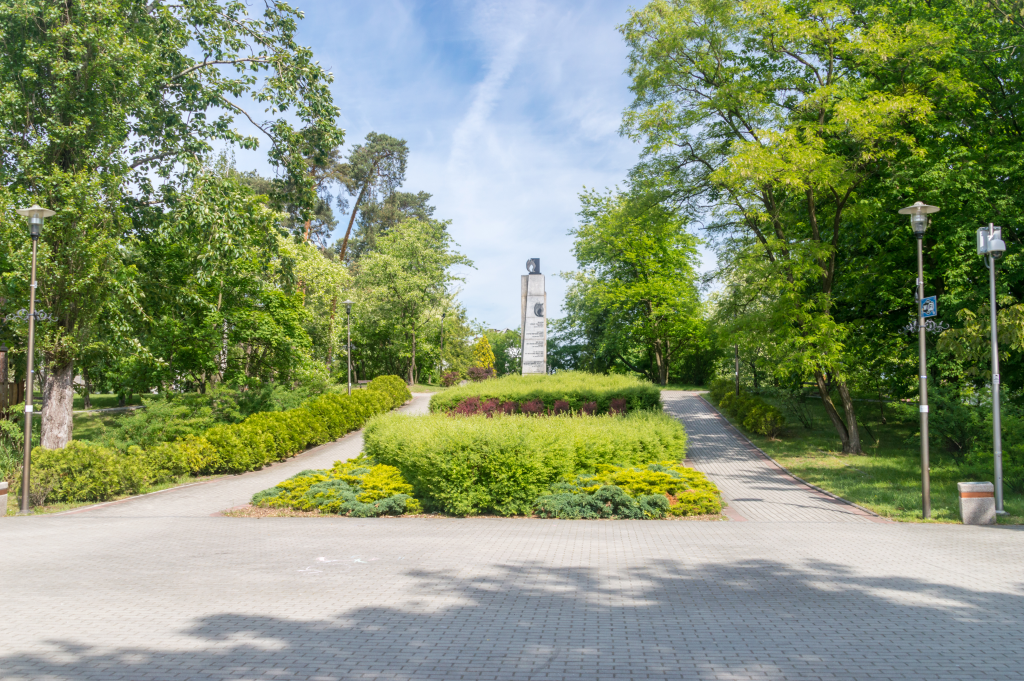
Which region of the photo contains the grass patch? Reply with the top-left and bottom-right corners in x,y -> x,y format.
704,393 -> 1024,525
429,371 -> 662,415
74,394 -> 144,410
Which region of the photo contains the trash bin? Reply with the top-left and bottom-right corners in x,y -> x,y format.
958,481 -> 996,525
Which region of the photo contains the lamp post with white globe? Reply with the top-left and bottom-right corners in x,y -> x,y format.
14,204 -> 55,515
898,201 -> 940,519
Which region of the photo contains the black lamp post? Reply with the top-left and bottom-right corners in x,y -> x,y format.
14,204 -> 54,515
898,200 -> 940,519
440,312 -> 446,381
343,301 -> 354,396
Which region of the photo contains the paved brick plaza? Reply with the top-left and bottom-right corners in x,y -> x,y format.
1,394 -> 1021,680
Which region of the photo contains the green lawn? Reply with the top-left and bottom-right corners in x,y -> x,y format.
706,393 -> 1024,525
661,383 -> 707,392
73,393 -> 143,410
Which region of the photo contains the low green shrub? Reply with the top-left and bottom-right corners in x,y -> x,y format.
429,371 -> 662,416
708,377 -> 734,403
26,375 -> 411,504
252,460 -> 422,516
534,461 -> 721,519
364,411 -> 687,516
716,390 -> 786,438
743,403 -> 786,438
14,441 -> 151,504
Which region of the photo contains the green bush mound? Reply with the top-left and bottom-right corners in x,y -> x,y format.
251,460 -> 422,516
363,411 -> 690,516
709,379 -> 785,438
535,461 -> 721,519
429,371 -> 662,416
20,376 -> 411,504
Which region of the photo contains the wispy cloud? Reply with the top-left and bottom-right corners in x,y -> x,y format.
232,1 -> 647,328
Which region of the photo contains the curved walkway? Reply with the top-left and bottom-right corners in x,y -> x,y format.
62,393 -> 433,519
663,391 -> 883,523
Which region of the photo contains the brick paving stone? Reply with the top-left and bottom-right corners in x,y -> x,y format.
3,393 -> 1023,680
662,391 -> 875,522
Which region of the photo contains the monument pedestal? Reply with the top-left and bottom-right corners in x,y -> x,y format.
521,259 -> 546,375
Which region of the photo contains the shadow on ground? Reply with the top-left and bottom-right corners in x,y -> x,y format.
3,548 -> 1022,680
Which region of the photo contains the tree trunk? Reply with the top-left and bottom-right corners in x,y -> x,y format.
82,367 -> 92,409
0,345 -> 8,413
408,332 -> 416,386
41,360 -> 74,450
813,370 -> 861,454
836,381 -> 862,454
303,219 -> 311,243
653,338 -> 668,386
338,184 -> 368,262
326,296 -> 336,368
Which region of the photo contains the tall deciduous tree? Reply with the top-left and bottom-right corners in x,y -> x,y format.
561,189 -> 703,385
0,0 -> 342,447
620,0 -> 951,451
354,219 -> 472,385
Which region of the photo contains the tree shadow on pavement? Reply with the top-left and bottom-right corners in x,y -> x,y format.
2,553 -> 1023,680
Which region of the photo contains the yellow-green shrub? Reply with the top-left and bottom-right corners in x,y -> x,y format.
364,410 -> 688,516
251,460 -> 422,516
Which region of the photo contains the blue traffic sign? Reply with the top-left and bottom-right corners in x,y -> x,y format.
921,296 -> 937,318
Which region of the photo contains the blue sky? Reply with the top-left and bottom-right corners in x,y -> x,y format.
234,0 -> 663,329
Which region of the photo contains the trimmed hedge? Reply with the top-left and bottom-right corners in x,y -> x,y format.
363,410 -> 688,516
708,379 -> 786,438
251,460 -> 422,516
23,376 -> 411,504
428,371 -> 662,416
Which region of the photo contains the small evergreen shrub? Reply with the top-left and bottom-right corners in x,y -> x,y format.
430,371 -> 662,416
251,460 -> 422,516
364,411 -> 689,516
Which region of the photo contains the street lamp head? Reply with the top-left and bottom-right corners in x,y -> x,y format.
342,300 -> 354,314
15,204 -> 55,238
898,201 -> 939,237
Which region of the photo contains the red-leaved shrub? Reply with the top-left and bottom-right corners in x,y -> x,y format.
552,399 -> 571,416
480,399 -> 499,418
609,398 -> 628,415
520,399 -> 546,416
453,397 -> 482,415
441,371 -> 462,387
500,401 -> 518,415
466,367 -> 494,382
581,401 -> 597,415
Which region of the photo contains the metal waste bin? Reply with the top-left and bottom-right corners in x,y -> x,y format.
958,481 -> 996,525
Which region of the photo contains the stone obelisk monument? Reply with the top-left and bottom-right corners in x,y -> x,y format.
521,258 -> 547,374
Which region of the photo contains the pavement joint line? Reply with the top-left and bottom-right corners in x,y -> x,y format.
695,394 -> 892,524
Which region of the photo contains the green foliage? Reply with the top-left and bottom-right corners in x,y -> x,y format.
13,441 -> 150,504
559,188 -> 706,385
429,372 -> 662,415
717,390 -> 786,438
535,461 -> 721,519
26,376 -> 410,503
363,410 -> 687,516
352,218 -> 474,383
251,460 -> 422,516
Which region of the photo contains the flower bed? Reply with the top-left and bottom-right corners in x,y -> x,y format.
360,410 -> 719,517
428,371 -> 662,416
